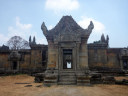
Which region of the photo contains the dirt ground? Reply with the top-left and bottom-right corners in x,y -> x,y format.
0,74 -> 128,96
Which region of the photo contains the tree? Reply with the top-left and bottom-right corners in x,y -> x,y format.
7,36 -> 30,50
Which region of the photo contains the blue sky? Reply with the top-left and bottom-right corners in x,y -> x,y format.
0,0 -> 128,47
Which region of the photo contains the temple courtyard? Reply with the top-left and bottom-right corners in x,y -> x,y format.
0,74 -> 128,96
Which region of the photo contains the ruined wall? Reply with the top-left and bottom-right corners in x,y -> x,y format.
0,45 -> 48,73
19,50 -> 31,70
88,48 -> 121,70
0,50 -> 31,72
0,43 -> 123,73
88,49 -> 107,69
30,45 -> 47,71
107,48 -> 121,68
0,51 -> 10,70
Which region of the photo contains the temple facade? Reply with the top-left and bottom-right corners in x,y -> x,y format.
0,16 -> 128,85
41,16 -> 94,85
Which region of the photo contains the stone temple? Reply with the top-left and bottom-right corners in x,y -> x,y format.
41,16 -> 94,85
0,16 -> 128,85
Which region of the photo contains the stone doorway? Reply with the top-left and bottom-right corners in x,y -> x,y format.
123,60 -> 128,70
63,49 -> 72,69
12,61 -> 17,70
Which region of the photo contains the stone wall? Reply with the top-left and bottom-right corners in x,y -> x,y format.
88,47 -> 121,71
0,45 -> 48,74
0,44 -> 125,73
0,51 -> 10,71
107,48 -> 121,68
19,50 -> 31,71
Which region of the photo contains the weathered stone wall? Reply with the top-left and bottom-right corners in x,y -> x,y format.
107,48 -> 121,68
0,45 -> 48,73
0,50 -> 32,72
30,45 -> 47,71
0,45 -> 124,73
0,51 -> 10,70
88,48 -> 121,70
19,51 -> 31,70
30,50 -> 42,69
88,49 -> 107,69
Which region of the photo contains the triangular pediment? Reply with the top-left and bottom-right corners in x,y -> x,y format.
48,16 -> 85,35
41,15 -> 94,41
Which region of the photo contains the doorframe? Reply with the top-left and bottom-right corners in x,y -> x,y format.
122,60 -> 128,70
58,42 -> 77,72
11,61 -> 19,71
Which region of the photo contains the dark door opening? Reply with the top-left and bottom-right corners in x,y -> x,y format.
42,50 -> 46,66
13,61 -> 17,70
123,60 -> 128,70
63,49 -> 72,69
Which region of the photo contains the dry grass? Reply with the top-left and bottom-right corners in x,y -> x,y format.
0,74 -> 128,96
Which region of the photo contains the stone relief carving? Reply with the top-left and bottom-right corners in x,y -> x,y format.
41,16 -> 94,44
9,51 -> 21,61
54,34 -> 81,43
121,49 -> 128,56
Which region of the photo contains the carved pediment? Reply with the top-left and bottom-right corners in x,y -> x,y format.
9,51 -> 21,61
54,33 -> 81,43
49,16 -> 84,35
41,16 -> 94,42
121,49 -> 128,56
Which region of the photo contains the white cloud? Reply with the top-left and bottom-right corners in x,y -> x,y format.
0,17 -> 47,46
78,16 -> 105,32
0,34 -> 8,46
48,25 -> 53,30
78,16 -> 106,43
45,0 -> 79,12
7,17 -> 33,40
15,17 -> 32,30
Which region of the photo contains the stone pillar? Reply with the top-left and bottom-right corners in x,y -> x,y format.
79,38 -> 89,70
47,41 -> 57,68
76,43 -> 80,70
44,40 -> 58,86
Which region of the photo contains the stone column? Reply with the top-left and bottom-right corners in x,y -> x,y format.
44,40 -> 58,86
76,43 -> 80,70
79,38 -> 89,70
47,41 -> 57,68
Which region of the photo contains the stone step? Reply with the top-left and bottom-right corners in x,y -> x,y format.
59,76 -> 76,84
59,78 -> 76,81
58,81 -> 76,85
58,71 -> 77,85
59,78 -> 76,82
60,71 -> 75,73
59,73 -> 76,76
59,75 -> 76,78
44,79 -> 57,82
59,77 -> 76,80
59,76 -> 76,79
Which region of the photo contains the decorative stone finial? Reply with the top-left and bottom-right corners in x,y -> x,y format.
29,36 -> 31,43
33,36 -> 36,44
87,21 -> 94,33
106,35 -> 109,43
101,34 -> 106,42
41,22 -> 48,36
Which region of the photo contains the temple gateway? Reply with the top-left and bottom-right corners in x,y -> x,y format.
0,16 -> 128,85
41,16 -> 94,85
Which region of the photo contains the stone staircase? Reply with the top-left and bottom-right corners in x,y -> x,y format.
58,71 -> 77,85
